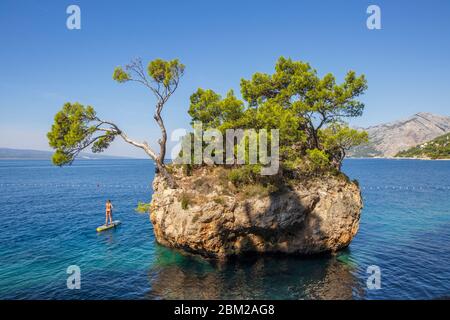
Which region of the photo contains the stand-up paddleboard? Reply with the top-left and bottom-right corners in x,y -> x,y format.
96,220 -> 121,232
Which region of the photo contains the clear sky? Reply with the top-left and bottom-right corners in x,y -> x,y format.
1,0 -> 449,158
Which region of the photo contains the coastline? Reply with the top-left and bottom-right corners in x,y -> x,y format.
2,157 -> 449,161
347,156 -> 450,161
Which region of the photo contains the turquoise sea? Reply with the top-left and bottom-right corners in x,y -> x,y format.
0,159 -> 450,299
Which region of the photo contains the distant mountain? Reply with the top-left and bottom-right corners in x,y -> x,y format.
349,113 -> 450,158
396,132 -> 450,159
0,148 -> 131,160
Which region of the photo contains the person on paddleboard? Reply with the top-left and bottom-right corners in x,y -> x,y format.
105,200 -> 114,226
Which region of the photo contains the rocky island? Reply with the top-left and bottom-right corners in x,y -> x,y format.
150,167 -> 362,258
48,56 -> 368,259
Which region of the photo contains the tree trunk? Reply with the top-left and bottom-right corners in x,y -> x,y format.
116,128 -> 177,189
154,103 -> 167,165
334,150 -> 345,171
155,160 -> 177,189
152,103 -> 177,188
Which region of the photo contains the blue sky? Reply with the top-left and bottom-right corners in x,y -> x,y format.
0,0 -> 449,157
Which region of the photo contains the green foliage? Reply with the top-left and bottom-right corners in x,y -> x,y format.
51,150 -> 71,166
188,89 -> 244,130
114,59 -> 185,88
228,168 -> 246,186
47,102 -> 113,166
320,124 -> 368,167
135,202 -> 151,213
321,124 -> 368,150
228,165 -> 261,186
305,148 -> 330,173
187,56 -> 368,175
112,67 -> 130,82
180,193 -> 190,210
50,57 -> 367,183
49,57 -> 185,192
282,155 -> 305,172
396,133 -> 450,159
255,101 -> 305,147
240,57 -> 367,124
92,131 -> 116,153
188,88 -> 222,128
241,57 -> 367,150
148,59 -> 185,87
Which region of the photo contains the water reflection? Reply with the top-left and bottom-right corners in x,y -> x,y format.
96,226 -> 121,247
146,245 -> 364,300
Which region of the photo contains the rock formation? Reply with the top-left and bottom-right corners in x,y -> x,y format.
150,167 -> 362,259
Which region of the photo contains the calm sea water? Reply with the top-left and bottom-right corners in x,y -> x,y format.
0,159 -> 449,300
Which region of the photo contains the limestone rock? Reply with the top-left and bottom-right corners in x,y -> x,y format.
150,168 -> 362,259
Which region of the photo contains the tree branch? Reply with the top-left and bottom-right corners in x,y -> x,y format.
95,117 -> 159,160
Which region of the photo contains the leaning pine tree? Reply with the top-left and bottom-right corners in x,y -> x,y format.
47,58 -> 184,188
